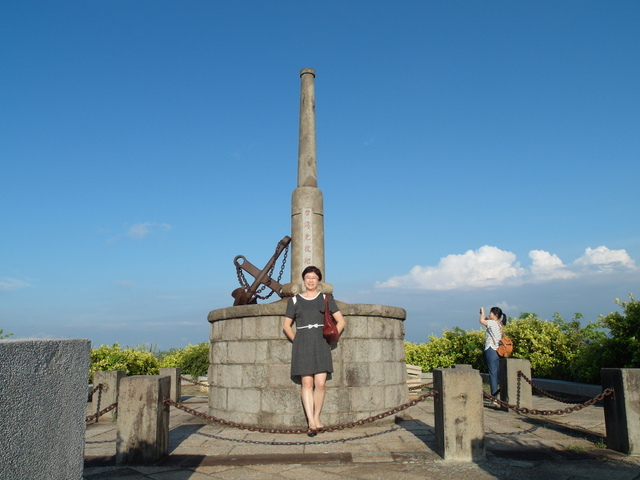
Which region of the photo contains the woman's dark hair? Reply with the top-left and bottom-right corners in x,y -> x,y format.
490,307 -> 507,326
301,265 -> 322,281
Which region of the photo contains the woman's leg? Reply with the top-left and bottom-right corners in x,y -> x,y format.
312,372 -> 327,428
485,347 -> 500,396
300,375 -> 317,430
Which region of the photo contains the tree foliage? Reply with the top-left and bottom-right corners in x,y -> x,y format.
89,342 -> 210,382
159,342 -> 209,378
89,343 -> 160,382
0,329 -> 13,339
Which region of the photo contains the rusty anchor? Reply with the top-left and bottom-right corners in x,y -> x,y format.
232,236 -> 291,306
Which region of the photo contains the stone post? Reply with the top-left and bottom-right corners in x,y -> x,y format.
116,375 -> 170,465
160,367 -> 182,402
433,368 -> 485,461
499,358 -> 532,410
92,370 -> 126,421
602,368 -> 640,454
0,339 -> 90,480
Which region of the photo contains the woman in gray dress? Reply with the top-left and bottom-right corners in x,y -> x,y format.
282,266 -> 346,433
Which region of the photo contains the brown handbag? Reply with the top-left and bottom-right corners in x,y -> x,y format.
496,322 -> 514,357
497,336 -> 514,357
322,294 -> 339,345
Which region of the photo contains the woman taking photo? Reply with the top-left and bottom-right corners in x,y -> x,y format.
479,306 -> 507,399
282,266 -> 346,434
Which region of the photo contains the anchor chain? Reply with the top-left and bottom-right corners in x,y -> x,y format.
164,389 -> 437,434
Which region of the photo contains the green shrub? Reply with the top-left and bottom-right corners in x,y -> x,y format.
405,327 -> 484,372
568,295 -> 640,383
89,343 -> 160,382
159,342 -> 209,378
504,313 -> 578,379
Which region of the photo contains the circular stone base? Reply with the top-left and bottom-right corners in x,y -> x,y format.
207,300 -> 407,428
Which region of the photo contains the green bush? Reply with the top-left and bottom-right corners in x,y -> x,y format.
569,294 -> 640,383
89,343 -> 160,382
159,342 -> 209,378
504,313 -> 577,379
405,327 -> 484,372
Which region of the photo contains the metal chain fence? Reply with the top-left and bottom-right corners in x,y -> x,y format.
86,402 -> 118,423
485,372 -> 614,416
163,388 -> 437,435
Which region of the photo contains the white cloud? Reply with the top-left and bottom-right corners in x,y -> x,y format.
0,278 -> 31,293
375,245 -> 525,290
529,250 -> 576,280
495,301 -> 519,314
573,246 -> 636,272
126,222 -> 172,239
376,245 -> 637,291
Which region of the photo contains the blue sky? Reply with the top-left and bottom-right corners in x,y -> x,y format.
2,1 -> 639,350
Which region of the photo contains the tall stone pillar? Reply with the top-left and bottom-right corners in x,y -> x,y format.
289,68 -> 326,291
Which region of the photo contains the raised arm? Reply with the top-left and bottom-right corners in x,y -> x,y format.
479,307 -> 488,326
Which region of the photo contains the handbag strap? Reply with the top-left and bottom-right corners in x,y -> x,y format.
322,293 -> 331,312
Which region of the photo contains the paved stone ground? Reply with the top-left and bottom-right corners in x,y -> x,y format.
84,386 -> 640,480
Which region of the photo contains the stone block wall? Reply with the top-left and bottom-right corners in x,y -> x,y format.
208,300 -> 407,427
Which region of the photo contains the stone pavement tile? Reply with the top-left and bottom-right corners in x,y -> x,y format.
317,461 -> 500,480
303,442 -> 382,454
351,452 -> 395,463
143,468 -> 220,480
84,466 -> 154,479
226,444 -> 306,456
167,446 -> 234,456
265,464 -> 363,480
182,465 -> 236,476
200,465 -> 299,480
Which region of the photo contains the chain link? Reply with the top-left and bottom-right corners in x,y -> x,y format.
408,382 -> 433,391
87,383 -> 105,402
164,389 -> 437,435
517,371 -> 599,404
86,402 -> 118,423
180,375 -> 211,388
484,387 -> 614,416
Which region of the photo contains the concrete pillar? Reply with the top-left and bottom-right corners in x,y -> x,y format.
116,375 -> 170,465
160,367 -> 182,402
453,364 -> 473,369
0,339 -> 90,480
92,370 -> 126,421
433,368 -> 485,461
289,68 -> 325,289
602,368 -> 640,454
499,358 -> 532,410
297,68 -> 317,189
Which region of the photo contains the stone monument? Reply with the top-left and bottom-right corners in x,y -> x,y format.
207,68 -> 408,428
